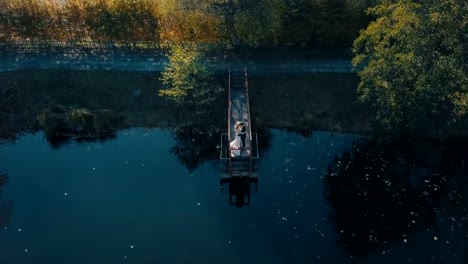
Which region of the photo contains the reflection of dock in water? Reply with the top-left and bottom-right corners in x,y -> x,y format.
220,68 -> 259,207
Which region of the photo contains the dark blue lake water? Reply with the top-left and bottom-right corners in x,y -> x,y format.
0,129 -> 466,264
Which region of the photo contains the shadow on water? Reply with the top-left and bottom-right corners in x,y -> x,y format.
323,137 -> 468,258
171,124 -> 272,207
0,173 -> 12,229
40,124 -> 274,175
256,128 -> 273,155
45,132 -> 118,149
220,176 -> 258,208
38,106 -> 124,149
171,126 -> 222,173
171,126 -> 273,170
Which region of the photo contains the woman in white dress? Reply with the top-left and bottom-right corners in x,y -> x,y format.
229,122 -> 243,157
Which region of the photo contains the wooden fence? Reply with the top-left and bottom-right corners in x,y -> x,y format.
0,39 -> 226,55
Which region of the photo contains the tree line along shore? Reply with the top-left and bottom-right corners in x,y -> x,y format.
0,0 -> 375,49
0,0 -> 466,137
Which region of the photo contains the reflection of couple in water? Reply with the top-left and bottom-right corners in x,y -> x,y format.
230,121 -> 247,151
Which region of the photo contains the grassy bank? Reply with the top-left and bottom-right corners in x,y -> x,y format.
0,70 -> 174,142
249,73 -> 371,134
0,70 -> 368,142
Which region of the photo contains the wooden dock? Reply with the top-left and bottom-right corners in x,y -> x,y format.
219,68 -> 259,207
228,68 -> 252,157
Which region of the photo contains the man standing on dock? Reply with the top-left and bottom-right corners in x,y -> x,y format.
239,122 -> 247,148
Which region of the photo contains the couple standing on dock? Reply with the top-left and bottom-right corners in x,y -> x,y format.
230,121 -> 247,150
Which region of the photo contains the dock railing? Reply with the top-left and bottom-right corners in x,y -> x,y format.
221,67 -> 259,177
227,69 -> 232,142
244,67 -> 253,141
220,133 -> 259,174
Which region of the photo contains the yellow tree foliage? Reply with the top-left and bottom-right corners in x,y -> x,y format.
3,0 -> 64,39
156,0 -> 224,44
0,0 -> 376,48
353,0 -> 468,133
159,44 -> 222,114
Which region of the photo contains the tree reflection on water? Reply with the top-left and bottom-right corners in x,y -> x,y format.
171,126 -> 221,172
324,137 -> 468,258
171,125 -> 272,173
0,173 -> 12,229
45,132 -> 117,149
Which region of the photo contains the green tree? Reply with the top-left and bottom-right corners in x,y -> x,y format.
309,0 -> 376,48
276,0 -> 314,47
111,0 -> 160,42
233,0 -> 286,47
0,173 -> 12,229
159,45 -> 223,118
353,0 -> 468,134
